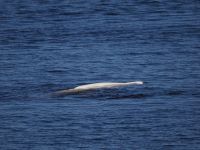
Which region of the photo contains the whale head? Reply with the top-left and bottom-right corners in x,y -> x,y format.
127,81 -> 143,85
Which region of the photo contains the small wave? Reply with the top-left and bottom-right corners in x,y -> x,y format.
108,93 -> 148,99
166,90 -> 185,96
47,70 -> 66,73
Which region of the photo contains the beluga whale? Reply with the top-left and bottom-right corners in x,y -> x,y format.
54,81 -> 143,96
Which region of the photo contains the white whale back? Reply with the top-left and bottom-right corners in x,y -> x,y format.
54,81 -> 143,96
74,81 -> 143,90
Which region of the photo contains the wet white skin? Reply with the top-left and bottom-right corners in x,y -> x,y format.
54,81 -> 143,96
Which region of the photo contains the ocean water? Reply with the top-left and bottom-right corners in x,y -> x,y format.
0,0 -> 200,149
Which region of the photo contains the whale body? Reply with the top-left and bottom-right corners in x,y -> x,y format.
54,81 -> 143,96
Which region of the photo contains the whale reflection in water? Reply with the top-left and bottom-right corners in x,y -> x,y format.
54,81 -> 143,96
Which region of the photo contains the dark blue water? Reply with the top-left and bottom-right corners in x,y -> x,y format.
0,0 -> 200,149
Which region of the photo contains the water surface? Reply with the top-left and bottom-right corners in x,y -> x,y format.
0,0 -> 200,149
